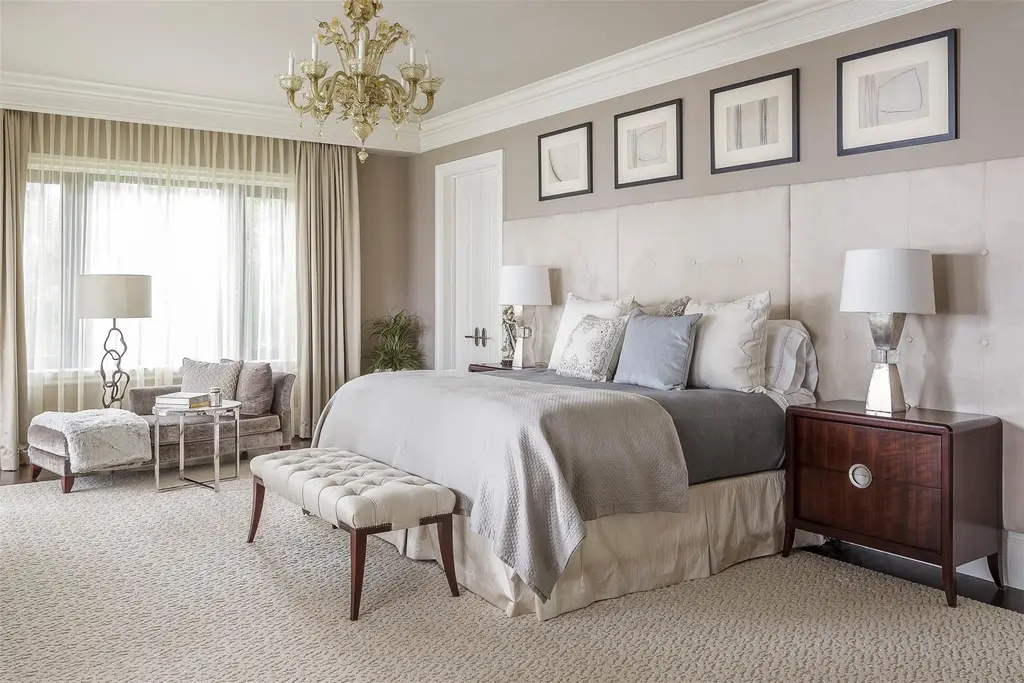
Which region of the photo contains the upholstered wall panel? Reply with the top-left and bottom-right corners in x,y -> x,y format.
504,209 -> 619,364
618,187 -> 790,316
791,157 -> 1024,532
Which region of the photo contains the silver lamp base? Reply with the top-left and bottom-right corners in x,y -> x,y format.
864,312 -> 907,415
503,304 -> 535,369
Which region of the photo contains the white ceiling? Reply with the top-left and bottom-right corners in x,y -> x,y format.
0,1 -> 754,118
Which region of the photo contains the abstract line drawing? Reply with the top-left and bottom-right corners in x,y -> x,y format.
858,61 -> 930,128
626,123 -> 667,169
548,143 -> 580,183
725,95 -> 780,151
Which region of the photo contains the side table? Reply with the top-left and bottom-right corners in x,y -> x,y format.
153,400 -> 242,492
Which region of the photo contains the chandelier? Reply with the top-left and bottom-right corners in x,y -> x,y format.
277,0 -> 442,162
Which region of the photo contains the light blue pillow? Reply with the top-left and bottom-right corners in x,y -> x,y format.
613,313 -> 703,390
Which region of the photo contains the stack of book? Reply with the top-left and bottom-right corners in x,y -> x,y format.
155,392 -> 211,409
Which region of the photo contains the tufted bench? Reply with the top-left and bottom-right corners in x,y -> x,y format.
247,448 -> 459,620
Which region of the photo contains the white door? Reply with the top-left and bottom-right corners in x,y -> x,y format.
435,150 -> 503,371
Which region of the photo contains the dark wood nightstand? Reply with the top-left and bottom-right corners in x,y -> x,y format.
783,400 -> 1003,607
468,363 -> 513,372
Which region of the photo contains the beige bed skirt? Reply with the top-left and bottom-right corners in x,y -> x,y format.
382,470 -> 821,620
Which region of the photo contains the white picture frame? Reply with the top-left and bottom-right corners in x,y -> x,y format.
711,69 -> 799,174
614,99 -> 682,189
838,29 -> 958,156
538,122 -> 592,201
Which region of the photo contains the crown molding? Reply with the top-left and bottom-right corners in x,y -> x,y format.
418,0 -> 950,152
0,71 -> 420,155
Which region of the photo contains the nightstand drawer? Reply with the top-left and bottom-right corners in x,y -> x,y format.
796,467 -> 941,551
792,417 -> 941,489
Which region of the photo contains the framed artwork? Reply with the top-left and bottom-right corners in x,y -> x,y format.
614,99 -> 683,189
538,122 -> 592,201
711,68 -> 799,174
837,29 -> 958,156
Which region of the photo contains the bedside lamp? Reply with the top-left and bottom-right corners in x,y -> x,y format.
840,249 -> 935,414
499,265 -> 551,369
77,274 -> 153,409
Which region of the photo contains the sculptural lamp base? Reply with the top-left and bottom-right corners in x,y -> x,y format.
864,312 -> 907,415
506,305 -> 535,370
99,318 -> 131,409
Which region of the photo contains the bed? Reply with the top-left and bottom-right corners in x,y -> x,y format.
312,364 -> 820,620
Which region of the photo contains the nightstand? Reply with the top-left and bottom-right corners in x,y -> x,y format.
468,363 -> 513,372
783,400 -> 1003,607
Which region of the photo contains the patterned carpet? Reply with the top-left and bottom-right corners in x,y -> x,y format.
2,472 -> 1023,683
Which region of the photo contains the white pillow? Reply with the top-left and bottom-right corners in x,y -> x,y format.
548,293 -> 634,369
765,320 -> 819,394
556,313 -> 631,382
684,291 -> 771,392
630,297 -> 691,317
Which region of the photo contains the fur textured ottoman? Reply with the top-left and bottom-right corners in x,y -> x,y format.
28,409 -> 151,493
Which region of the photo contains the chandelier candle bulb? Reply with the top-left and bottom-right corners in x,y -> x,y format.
409,37 -> 415,64
288,51 -> 295,76
425,51 -> 431,77
311,34 -> 318,60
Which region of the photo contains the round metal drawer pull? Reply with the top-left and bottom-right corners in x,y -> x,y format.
849,464 -> 872,489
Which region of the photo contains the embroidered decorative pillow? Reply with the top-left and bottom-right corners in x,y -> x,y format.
180,358 -> 244,400
684,291 -> 771,392
548,293 -> 634,370
630,297 -> 691,317
556,313 -> 631,382
764,320 -> 819,395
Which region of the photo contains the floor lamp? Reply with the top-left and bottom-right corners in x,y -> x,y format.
77,274 -> 153,409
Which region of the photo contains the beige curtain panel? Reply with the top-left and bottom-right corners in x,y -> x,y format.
296,142 -> 361,438
1,110 -> 30,471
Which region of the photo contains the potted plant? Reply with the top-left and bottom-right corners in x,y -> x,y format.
364,309 -> 425,372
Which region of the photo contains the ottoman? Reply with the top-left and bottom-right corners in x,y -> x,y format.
28,410 -> 152,493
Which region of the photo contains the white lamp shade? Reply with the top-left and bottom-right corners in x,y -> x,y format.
498,265 -> 551,306
839,249 -> 935,314
76,274 -> 153,319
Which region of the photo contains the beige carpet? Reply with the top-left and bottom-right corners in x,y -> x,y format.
2,472 -> 1023,683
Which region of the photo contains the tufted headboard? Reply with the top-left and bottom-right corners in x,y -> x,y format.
504,186 -> 791,364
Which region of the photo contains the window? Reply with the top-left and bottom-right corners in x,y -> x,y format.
22,157 -> 297,376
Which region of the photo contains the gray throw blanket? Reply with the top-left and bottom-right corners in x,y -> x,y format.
313,371 -> 688,601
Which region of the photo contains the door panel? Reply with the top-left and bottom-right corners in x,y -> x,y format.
452,169 -> 501,370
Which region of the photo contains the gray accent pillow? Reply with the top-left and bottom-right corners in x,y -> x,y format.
613,312 -> 703,390
222,359 -> 274,415
180,358 -> 243,400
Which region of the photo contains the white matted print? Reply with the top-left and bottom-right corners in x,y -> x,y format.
614,99 -> 682,188
838,29 -> 957,155
711,69 -> 799,174
538,122 -> 592,201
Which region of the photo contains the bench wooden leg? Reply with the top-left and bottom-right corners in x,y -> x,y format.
350,530 -> 368,621
60,475 -> 74,494
30,464 -> 42,481
247,476 -> 265,543
436,514 -> 460,598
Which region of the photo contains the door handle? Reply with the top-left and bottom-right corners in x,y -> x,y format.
464,327 -> 494,347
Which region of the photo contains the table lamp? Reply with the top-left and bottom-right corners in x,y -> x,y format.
499,265 -> 551,369
77,274 -> 153,408
839,249 -> 935,414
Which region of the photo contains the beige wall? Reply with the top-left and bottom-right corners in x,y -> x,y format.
409,1 -> 1024,364
359,153 -> 411,329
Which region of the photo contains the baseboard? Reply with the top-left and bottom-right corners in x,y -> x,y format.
956,530 -> 1024,589
849,530 -> 1024,589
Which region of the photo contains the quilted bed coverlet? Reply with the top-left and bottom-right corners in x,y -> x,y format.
313,370 -> 688,601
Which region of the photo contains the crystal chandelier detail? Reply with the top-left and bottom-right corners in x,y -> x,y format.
277,0 -> 442,162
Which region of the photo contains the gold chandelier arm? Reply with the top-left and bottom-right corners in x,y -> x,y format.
410,93 -> 435,118
286,89 -> 315,114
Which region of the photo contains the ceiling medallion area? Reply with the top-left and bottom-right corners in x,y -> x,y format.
277,0 -> 443,161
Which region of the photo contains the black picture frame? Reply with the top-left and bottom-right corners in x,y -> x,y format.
537,122 -> 593,201
613,98 -> 683,189
710,68 -> 800,175
836,28 -> 958,156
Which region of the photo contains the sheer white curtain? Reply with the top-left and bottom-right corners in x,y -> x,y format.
20,114 -> 298,417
